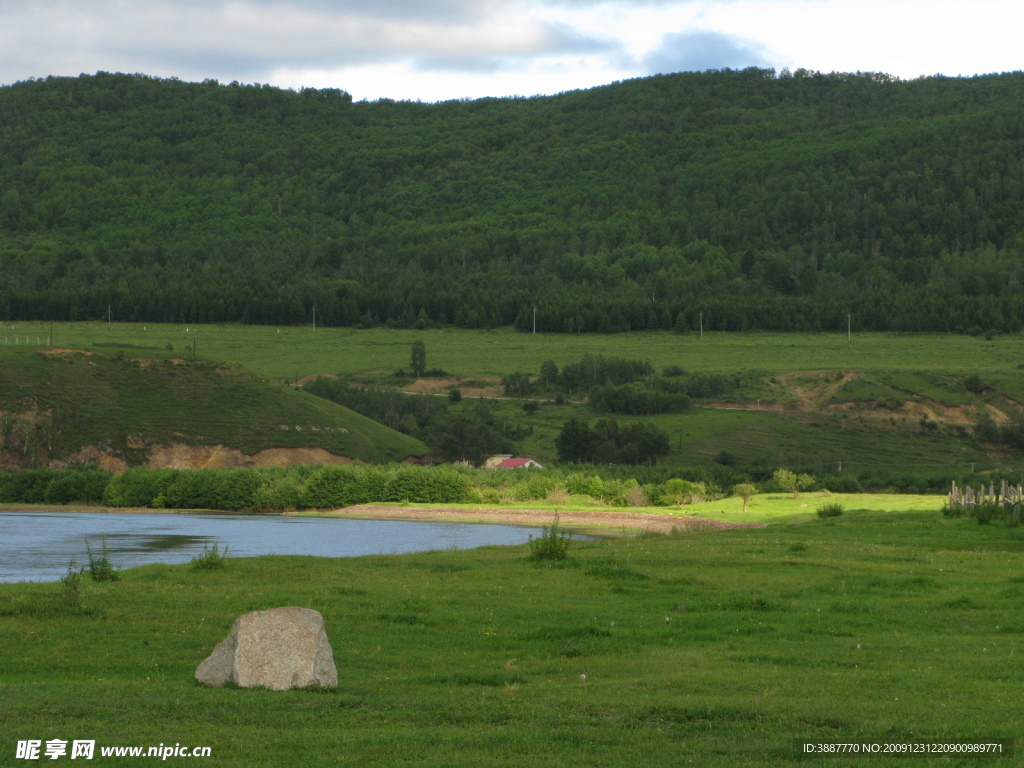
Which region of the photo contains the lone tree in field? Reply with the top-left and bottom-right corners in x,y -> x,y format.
773,468 -> 814,499
732,482 -> 757,513
410,340 -> 426,377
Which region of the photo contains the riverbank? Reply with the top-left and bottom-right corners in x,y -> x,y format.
295,504 -> 768,534
2,502 -> 765,533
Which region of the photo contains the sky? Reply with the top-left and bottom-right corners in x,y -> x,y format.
1,0 -> 1021,102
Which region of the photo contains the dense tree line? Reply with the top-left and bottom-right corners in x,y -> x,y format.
505,356 -> 751,414
4,69 -> 1024,331
555,418 -> 671,465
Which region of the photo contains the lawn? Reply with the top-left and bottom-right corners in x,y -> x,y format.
2,507 -> 1020,767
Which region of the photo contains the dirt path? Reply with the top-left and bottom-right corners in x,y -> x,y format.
311,505 -> 768,534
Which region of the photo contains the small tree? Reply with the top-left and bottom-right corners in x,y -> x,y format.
732,482 -> 757,513
773,469 -> 814,499
502,371 -> 533,397
540,359 -> 560,388
410,340 -> 426,378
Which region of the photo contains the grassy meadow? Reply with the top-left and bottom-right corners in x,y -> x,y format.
4,321 -> 1023,380
2,508 -> 1021,767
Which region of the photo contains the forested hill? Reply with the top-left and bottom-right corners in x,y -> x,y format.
3,69 -> 1024,333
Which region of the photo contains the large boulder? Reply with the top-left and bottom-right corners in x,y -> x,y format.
195,607 -> 338,690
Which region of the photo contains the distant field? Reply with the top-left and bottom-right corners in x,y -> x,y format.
468,398 -> 987,474
2,322 -> 1016,474
3,322 -> 1022,380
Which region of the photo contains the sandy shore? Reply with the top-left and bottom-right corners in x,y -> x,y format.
304,505 -> 768,534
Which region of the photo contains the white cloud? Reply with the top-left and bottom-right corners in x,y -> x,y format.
0,0 -> 1021,101
643,29 -> 774,74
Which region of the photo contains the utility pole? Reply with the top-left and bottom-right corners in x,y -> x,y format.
533,307 -> 536,334
108,305 -> 111,324
847,312 -> 851,341
313,305 -> 316,331
699,312 -> 704,341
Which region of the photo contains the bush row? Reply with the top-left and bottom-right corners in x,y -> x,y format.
0,463 -> 999,512
102,465 -> 475,509
0,468 -> 110,505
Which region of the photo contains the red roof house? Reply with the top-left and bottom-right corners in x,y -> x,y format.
495,458 -> 544,469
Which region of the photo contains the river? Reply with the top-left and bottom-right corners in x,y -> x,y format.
0,511 -> 547,583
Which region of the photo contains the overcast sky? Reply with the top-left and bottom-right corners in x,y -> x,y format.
2,0 -> 1021,102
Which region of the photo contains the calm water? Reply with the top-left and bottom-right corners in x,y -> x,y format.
0,511 -> 547,583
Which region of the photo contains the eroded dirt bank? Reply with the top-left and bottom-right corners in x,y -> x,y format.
147,443 -> 353,470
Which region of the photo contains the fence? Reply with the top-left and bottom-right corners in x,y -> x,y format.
947,479 -> 1023,509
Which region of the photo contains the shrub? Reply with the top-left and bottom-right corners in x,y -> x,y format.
0,469 -> 60,503
942,502 -> 967,518
303,466 -> 364,508
528,517 -> 571,561
191,542 -> 229,570
773,468 -> 814,498
214,469 -> 263,509
57,564 -> 82,607
662,478 -> 706,505
816,502 -> 845,518
625,483 -> 649,507
85,538 -> 120,582
566,473 -> 604,498
971,500 -> 1021,527
103,467 -> 175,507
44,469 -> 111,504
545,487 -> 572,505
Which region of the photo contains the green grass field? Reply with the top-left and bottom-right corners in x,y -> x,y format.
5,322 -> 1024,380
2,509 -> 1021,767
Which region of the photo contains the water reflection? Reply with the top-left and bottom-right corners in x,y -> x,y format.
0,512 -> 547,583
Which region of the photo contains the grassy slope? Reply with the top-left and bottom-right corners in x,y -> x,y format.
2,511 -> 1021,767
0,347 -> 425,464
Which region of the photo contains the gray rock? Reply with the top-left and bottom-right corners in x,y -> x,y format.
196,607 -> 338,690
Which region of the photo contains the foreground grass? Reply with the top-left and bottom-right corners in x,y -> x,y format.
2,511 -> 1021,767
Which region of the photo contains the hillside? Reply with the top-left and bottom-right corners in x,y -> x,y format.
0,347 -> 426,470
2,70 -> 1024,332
4,322 -> 1020,478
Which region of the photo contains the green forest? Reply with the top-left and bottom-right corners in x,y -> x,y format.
3,68 -> 1024,332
